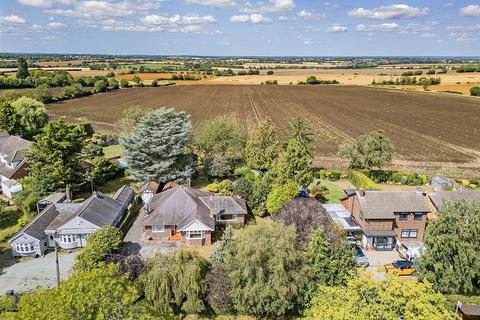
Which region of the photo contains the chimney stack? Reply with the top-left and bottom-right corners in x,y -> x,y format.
65,184 -> 72,203
358,188 -> 365,197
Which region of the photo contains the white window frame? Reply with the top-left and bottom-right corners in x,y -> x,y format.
60,234 -> 76,244
186,231 -> 205,239
152,225 -> 165,233
15,242 -> 35,253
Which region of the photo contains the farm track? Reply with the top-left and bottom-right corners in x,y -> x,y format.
47,85 -> 480,166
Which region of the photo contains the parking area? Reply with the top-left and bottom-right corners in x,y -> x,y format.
364,249 -> 403,279
0,250 -> 78,293
123,208 -> 179,258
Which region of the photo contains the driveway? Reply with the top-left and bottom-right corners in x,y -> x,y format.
123,209 -> 179,258
0,251 -> 78,293
364,249 -> 403,280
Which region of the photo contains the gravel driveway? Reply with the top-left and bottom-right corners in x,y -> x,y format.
0,250 -> 78,293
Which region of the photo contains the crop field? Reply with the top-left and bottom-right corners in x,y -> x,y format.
47,85 -> 480,174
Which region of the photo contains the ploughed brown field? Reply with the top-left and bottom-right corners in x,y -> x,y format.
47,85 -> 480,171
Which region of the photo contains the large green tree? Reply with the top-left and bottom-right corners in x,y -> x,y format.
244,117 -> 279,170
27,118 -> 93,194
273,138 -> 313,187
17,263 -> 140,320
196,114 -> 246,178
116,106 -> 152,133
224,222 -> 307,316
418,200 -> 480,294
120,108 -> 195,183
143,250 -> 208,315
305,274 -> 455,320
16,57 -> 29,79
286,117 -> 314,155
339,130 -> 395,169
11,97 -> 48,139
306,226 -> 355,295
266,180 -> 299,214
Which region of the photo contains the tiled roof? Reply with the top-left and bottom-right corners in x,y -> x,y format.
142,186 -> 216,231
359,191 -> 430,219
428,190 -> 480,211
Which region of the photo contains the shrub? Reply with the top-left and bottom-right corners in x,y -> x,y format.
73,226 -> 122,272
328,170 -> 341,181
0,295 -> 17,312
347,170 -> 381,189
218,179 -> 234,195
151,80 -> 158,87
267,70 -> 274,75
93,80 -> 107,93
207,181 -> 219,193
266,180 -> 299,214
470,86 -> 480,96
119,79 -> 129,88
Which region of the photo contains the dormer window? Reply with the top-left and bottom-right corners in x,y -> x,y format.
399,213 -> 408,220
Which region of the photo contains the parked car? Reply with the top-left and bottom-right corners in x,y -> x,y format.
384,260 -> 416,276
354,244 -> 369,267
346,236 -> 357,245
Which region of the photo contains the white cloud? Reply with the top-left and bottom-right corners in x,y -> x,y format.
31,24 -> 43,31
18,0 -> 73,7
47,21 -> 67,28
47,0 -> 162,19
18,0 -> 53,8
326,25 -> 348,32
348,4 -> 429,20
240,0 -> 295,13
1,15 -> 27,24
278,15 -> 296,22
355,23 -> 400,32
185,0 -> 236,7
460,5 -> 480,17
142,14 -> 216,25
44,35 -> 59,40
230,14 -> 271,24
323,2 -> 338,9
298,10 -> 325,20
446,24 -> 480,32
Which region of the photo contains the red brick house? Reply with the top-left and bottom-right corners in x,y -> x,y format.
141,186 -> 247,246
342,190 -> 430,251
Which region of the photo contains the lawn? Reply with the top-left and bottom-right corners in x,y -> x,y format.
322,180 -> 348,204
102,144 -> 123,159
97,175 -> 135,196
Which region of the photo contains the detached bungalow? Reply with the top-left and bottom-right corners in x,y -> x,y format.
9,185 -> 134,257
0,132 -> 31,198
428,190 -> 480,214
142,185 -> 247,246
342,190 -> 430,251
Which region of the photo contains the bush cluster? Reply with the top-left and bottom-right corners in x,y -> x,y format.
347,170 -> 381,189
366,169 -> 426,186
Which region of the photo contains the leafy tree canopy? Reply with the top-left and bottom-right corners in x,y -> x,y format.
418,200 -> 480,294
120,107 -> 194,183
244,117 -> 279,171
273,137 -> 313,187
339,130 -> 395,170
74,226 -> 123,272
286,117 -> 314,155
27,118 -> 93,194
16,57 -> 29,79
305,273 -> 456,320
116,105 -> 153,134
196,114 -> 246,178
143,250 -> 208,315
224,222 -> 307,316
11,96 -> 48,139
18,263 -> 140,320
266,180 -> 299,214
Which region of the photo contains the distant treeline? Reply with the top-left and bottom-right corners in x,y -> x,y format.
372,76 -> 441,86
455,65 -> 480,73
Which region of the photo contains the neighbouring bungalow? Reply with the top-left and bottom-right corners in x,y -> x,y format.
141,185 -> 247,246
428,190 -> 480,215
342,190 -> 430,251
456,302 -> 480,320
0,132 -> 31,198
9,185 -> 134,257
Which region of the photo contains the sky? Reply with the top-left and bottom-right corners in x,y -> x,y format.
0,0 -> 479,56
